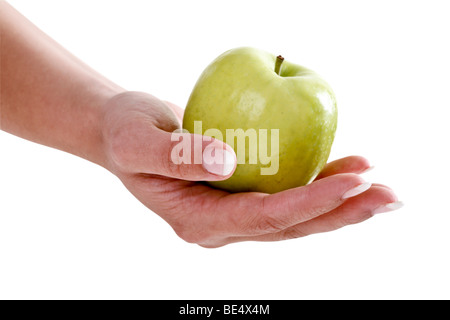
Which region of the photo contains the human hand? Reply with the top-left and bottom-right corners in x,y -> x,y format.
101,91 -> 401,248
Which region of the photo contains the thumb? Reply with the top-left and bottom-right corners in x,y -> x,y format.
116,127 -> 237,181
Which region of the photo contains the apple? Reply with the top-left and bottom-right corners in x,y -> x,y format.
183,47 -> 337,193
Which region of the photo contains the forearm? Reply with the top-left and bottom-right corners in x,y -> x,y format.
0,1 -> 124,167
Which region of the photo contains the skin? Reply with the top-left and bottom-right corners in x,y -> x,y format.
0,2 -> 400,248
183,47 -> 337,193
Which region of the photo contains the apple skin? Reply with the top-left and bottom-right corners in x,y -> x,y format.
183,47 -> 337,194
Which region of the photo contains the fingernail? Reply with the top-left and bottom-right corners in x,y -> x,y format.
342,182 -> 372,199
202,146 -> 236,176
361,166 -> 375,174
373,201 -> 404,215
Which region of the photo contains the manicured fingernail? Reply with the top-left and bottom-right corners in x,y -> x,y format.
361,166 -> 375,174
372,201 -> 404,215
342,182 -> 372,199
202,146 -> 236,176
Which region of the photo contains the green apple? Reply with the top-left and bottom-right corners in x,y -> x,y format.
183,47 -> 337,193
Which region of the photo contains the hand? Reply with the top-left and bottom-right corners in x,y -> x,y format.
101,91 -> 401,248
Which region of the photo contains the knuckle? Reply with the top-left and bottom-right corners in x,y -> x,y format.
164,139 -> 196,179
280,227 -> 307,240
231,211 -> 283,235
244,196 -> 292,234
255,214 -> 287,234
164,156 -> 184,177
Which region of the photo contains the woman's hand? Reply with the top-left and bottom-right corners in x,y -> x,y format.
101,91 -> 401,248
0,2 -> 402,248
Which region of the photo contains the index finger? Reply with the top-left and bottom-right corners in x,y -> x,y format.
220,173 -> 370,237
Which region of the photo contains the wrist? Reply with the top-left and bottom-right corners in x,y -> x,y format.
90,87 -> 126,170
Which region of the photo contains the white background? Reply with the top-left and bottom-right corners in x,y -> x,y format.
1,0 -> 449,299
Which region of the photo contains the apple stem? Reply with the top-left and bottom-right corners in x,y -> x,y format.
274,55 -> 284,75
